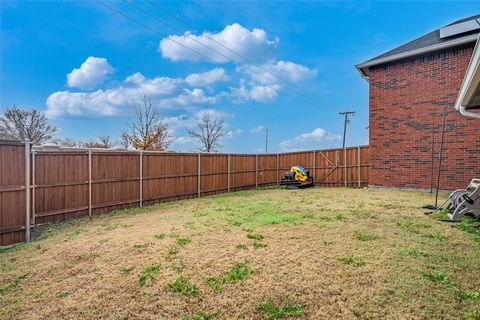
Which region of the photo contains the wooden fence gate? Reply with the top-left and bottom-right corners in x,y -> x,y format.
0,141 -> 369,246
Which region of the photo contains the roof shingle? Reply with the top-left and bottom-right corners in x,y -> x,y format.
359,14 -> 480,67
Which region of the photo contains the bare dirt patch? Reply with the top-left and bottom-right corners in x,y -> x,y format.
1,187 -> 480,319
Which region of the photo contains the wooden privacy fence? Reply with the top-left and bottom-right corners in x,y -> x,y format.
0,140 -> 369,246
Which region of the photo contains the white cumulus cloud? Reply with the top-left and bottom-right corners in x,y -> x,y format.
228,84 -> 282,103
172,135 -> 196,145
159,23 -> 279,63
251,125 -> 264,133
227,128 -> 243,138
185,68 -> 229,87
159,88 -> 217,109
46,73 -> 203,118
165,109 -> 232,132
194,108 -> 232,120
280,128 -> 341,151
239,60 -> 317,85
66,57 -> 115,90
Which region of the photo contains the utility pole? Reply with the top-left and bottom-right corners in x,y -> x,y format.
339,111 -> 355,148
265,128 -> 268,154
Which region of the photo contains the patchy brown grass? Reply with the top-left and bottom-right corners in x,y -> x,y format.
1,187 -> 480,319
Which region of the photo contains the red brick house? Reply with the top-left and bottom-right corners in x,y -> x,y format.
356,15 -> 480,190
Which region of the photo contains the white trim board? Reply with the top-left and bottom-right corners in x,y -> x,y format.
455,35 -> 480,119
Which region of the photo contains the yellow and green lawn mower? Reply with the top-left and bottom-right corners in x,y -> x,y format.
280,165 -> 314,189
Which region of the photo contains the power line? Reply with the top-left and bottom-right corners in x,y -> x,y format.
95,0 -> 225,64
121,0 -> 349,113
96,0 -> 369,126
144,0 -> 344,109
122,0 -> 303,98
144,1 -> 371,126
123,0 -> 250,64
97,0 -> 336,110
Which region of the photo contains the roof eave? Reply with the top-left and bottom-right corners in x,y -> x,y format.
355,65 -> 369,81
355,33 -> 479,81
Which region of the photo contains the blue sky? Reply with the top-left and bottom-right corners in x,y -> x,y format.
1,1 -> 478,152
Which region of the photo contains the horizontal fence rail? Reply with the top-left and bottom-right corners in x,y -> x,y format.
0,141 -> 369,246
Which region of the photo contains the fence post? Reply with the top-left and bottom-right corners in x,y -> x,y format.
344,147 -> 347,187
197,153 -> 201,198
312,150 -> 316,184
31,151 -> 36,227
255,154 -> 258,188
139,151 -> 143,207
88,150 -> 92,219
24,139 -> 31,243
276,153 -> 279,186
227,154 -> 231,192
357,146 -> 361,188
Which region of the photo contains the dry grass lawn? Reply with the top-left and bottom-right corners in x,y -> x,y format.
1,187 -> 480,319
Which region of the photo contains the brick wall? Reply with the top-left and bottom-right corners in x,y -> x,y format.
367,45 -> 480,190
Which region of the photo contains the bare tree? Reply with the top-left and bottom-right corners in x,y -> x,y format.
52,138 -> 80,148
0,106 -> 57,144
53,136 -> 117,149
82,139 -> 102,148
122,96 -> 173,151
97,136 -> 116,148
80,136 -> 116,149
188,113 -> 227,152
119,132 -> 131,149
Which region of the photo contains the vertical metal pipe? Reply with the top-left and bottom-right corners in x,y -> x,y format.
312,150 -> 316,184
197,153 -> 201,198
88,150 -> 92,219
139,151 -> 143,207
227,154 -> 231,192
357,146 -> 361,188
24,139 -> 31,242
430,123 -> 435,193
276,153 -> 279,186
344,147 -> 347,187
255,154 -> 258,188
32,151 -> 36,227
435,108 -> 447,207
